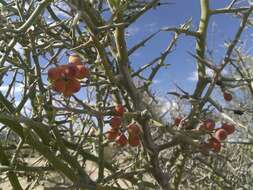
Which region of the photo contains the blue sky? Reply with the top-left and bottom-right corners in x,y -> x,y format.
1,0 -> 253,112
126,0 -> 252,95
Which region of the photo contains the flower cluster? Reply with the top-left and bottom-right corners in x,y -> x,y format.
200,120 -> 235,153
47,54 -> 89,97
106,105 -> 141,147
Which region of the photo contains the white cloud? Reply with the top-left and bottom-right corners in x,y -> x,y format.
248,0 -> 253,5
144,22 -> 157,33
153,79 -> 161,84
14,42 -> 24,54
187,68 -> 214,82
187,71 -> 198,81
0,85 -> 9,91
221,68 -> 229,75
24,3 -> 29,10
157,97 -> 179,114
126,26 -> 140,36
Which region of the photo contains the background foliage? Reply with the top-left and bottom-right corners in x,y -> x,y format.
0,0 -> 253,189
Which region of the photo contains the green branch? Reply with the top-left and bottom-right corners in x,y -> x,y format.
0,144 -> 23,190
193,0 -> 210,98
16,0 -> 53,33
210,7 -> 250,15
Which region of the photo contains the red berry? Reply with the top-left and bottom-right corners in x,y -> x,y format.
199,119 -> 215,131
52,79 -> 65,93
200,142 -> 210,154
115,134 -> 128,146
221,123 -> 235,135
66,78 -> 81,93
64,64 -> 78,78
114,104 -> 125,116
207,138 -> 221,153
106,128 -> 120,141
48,67 -> 62,81
223,92 -> 232,101
215,128 -> 228,141
174,118 -> 191,129
109,116 -> 122,129
63,88 -> 74,97
76,65 -> 89,79
69,54 -> 82,65
127,123 -> 140,135
60,78 -> 81,97
128,135 -> 140,147
174,117 -> 182,126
